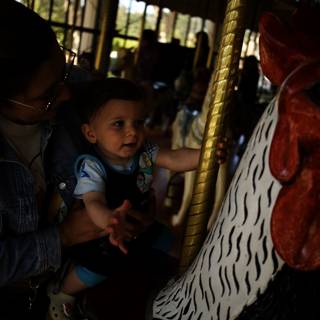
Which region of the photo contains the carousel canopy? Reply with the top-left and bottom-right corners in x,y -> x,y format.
137,0 -> 298,30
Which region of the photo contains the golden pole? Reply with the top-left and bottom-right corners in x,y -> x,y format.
95,0 -> 119,75
134,3 -> 148,65
179,0 -> 248,273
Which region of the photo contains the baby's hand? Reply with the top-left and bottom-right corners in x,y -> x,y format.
216,137 -> 229,164
106,200 -> 131,254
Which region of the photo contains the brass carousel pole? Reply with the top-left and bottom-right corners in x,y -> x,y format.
95,0 -> 119,75
134,3 -> 147,65
179,0 -> 249,273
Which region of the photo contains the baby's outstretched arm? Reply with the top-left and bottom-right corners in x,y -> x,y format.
156,139 -> 228,172
82,191 -> 130,254
82,191 -> 118,229
156,148 -> 200,172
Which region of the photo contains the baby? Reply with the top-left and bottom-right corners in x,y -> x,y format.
47,78 -> 204,319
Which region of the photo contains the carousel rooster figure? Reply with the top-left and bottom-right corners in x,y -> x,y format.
152,6 -> 320,320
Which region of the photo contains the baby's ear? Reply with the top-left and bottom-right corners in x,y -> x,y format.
81,123 -> 96,144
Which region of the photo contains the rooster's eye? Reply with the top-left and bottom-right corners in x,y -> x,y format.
308,82 -> 320,106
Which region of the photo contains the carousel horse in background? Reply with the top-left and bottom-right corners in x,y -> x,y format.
109,47 -> 135,80
152,5 -> 320,320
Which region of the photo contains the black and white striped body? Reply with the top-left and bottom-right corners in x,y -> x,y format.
153,98 -> 284,320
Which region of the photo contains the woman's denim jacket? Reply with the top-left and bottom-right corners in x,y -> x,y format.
0,106 -> 83,286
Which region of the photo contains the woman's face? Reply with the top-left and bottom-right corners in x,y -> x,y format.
0,42 -> 71,124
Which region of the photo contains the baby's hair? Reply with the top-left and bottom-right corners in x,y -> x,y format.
76,78 -> 145,123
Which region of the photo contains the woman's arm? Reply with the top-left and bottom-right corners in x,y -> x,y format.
0,225 -> 61,286
0,174 -> 107,286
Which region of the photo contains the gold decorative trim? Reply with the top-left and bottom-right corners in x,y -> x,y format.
179,0 -> 248,273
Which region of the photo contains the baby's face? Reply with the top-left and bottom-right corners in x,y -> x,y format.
86,99 -> 146,165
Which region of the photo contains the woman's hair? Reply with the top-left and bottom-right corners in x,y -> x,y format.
0,1 -> 57,99
74,78 -> 145,123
